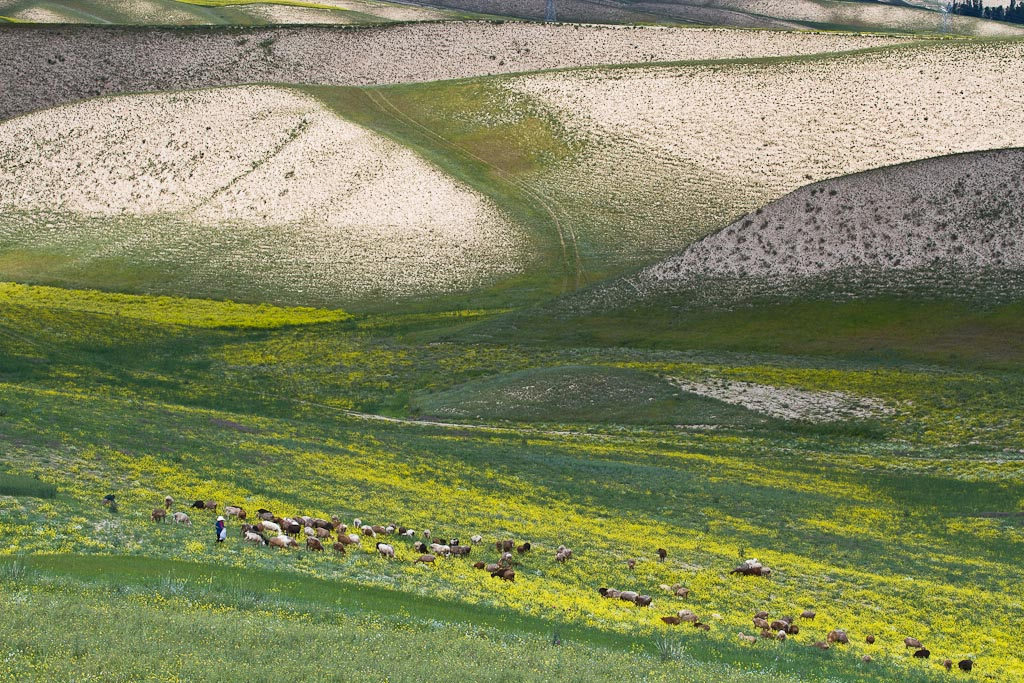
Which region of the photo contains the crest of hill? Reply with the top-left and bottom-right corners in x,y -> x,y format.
619,149 -> 1024,307
393,0 -> 1024,35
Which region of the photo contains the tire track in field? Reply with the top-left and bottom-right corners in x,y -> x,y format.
361,88 -> 587,291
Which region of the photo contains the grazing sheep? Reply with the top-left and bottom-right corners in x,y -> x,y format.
738,632 -> 757,644
866,635 -> 875,644
811,641 -> 830,650
731,559 -> 771,577
304,526 -> 316,538
555,550 -> 570,563
204,500 -> 218,511
306,537 -> 324,551
315,527 -> 331,539
500,552 -> 513,563
284,520 -> 301,535
776,630 -> 787,641
416,554 -> 436,565
626,558 -> 636,571
376,543 -> 395,559
402,529 -> 415,537
270,535 -> 297,549
172,512 -> 191,525
353,518 -> 362,528
485,563 -> 500,572
904,637 -> 923,649
225,506 -> 245,519
634,595 -> 652,607
861,655 -> 872,663
693,622 -> 710,631
258,521 -> 281,534
516,542 -> 531,554
618,591 -> 639,603
913,649 -> 930,659
661,616 -> 681,625
770,620 -> 789,631
754,610 -> 769,619
244,531 -> 268,545
943,659 -> 953,671
422,529 -> 430,539
753,618 -> 770,630
258,510 -> 274,521
958,659 -> 973,672
472,561 -> 486,570
413,541 -> 427,553
151,507 -> 167,523
190,500 -> 205,509
801,610 -> 816,619
371,525 -> 387,535
678,610 -> 698,623
491,568 -> 515,582
164,496 -> 173,509
450,545 -> 471,557
827,630 -> 849,645
313,518 -> 332,529
786,624 -> 799,635
470,535 -> 482,544
496,539 -> 513,553
331,542 -> 347,554
429,543 -> 451,557
360,525 -> 376,538
657,548 -> 667,561
673,586 -> 689,598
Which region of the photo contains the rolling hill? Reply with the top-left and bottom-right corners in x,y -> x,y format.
0,22 -> 916,120
0,86 -> 528,304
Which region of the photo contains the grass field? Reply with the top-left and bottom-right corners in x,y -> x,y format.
1,285 -> 1023,680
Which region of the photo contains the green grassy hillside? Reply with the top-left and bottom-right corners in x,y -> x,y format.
1,284 -> 1023,679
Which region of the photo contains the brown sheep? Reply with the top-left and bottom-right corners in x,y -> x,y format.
678,611 -> 699,624
416,554 -> 436,565
800,610 -> 816,619
674,586 -> 690,598
151,507 -> 167,523
942,659 -> 953,671
472,561 -> 486,570
827,630 -> 849,645
450,545 -> 472,557
656,548 -> 667,561
204,500 -> 218,511
484,563 -> 500,572
331,542 -> 347,554
693,623 -> 710,631
516,542 -> 531,554
861,655 -> 872,663
866,634 -> 875,644
492,568 -> 515,582
811,641 -> 830,650
618,591 -> 639,602
738,632 -> 757,644
786,624 -> 799,635
661,616 -> 681,625
336,533 -> 359,545
904,637 -> 923,649
634,595 -> 653,607
269,535 -> 297,549
770,620 -> 789,631
753,618 -> 771,630
315,527 -> 331,539
754,611 -> 769,619
306,537 -> 324,551
626,558 -> 636,570
496,539 -> 514,553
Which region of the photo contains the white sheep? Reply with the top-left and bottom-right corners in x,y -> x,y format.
244,531 -> 267,545
172,512 -> 191,525
376,542 -> 395,559
258,521 -> 281,534
470,535 -> 482,544
360,524 -> 376,538
429,543 -> 451,557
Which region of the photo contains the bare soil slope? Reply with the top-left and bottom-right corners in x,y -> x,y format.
0,86 -> 527,303
0,22 -> 915,120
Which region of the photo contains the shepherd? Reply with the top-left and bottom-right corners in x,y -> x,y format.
215,516 -> 227,544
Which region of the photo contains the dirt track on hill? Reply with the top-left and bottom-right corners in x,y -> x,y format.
0,22 -> 914,120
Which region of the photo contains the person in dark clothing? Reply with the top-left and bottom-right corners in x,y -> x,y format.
215,516 -> 227,543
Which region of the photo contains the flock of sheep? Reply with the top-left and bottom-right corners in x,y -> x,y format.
146,496 -> 976,674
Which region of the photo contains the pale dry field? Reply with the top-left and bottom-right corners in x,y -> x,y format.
0,86 -> 526,301
505,39 -> 1024,266
670,377 -> 894,423
0,22 -> 917,119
